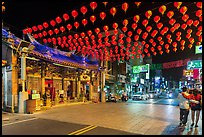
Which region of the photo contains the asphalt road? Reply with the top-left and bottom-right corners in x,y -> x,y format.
2,117 -> 136,135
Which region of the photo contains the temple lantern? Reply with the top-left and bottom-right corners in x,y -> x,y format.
80,6 -> 87,16
43,22 -> 49,29
193,20 -> 199,27
132,23 -> 137,31
103,25 -> 109,32
90,2 -> 97,11
176,37 -> 181,42
145,10 -> 152,19
63,13 -> 69,21
154,16 -> 160,24
159,5 -> 166,15
142,19 -> 148,27
173,47 -> 177,52
71,10 -> 78,19
167,11 -> 174,19
135,2 -> 141,7
157,36 -> 162,41
56,16 -> 62,24
165,44 -> 169,49
180,40 -> 185,46
157,22 -> 163,30
100,12 -> 106,20
95,28 -> 100,34
187,29 -> 192,34
110,7 -> 117,17
48,30 -> 53,36
122,26 -> 128,33
123,19 -> 129,26
146,26 -> 152,32
181,23 -> 187,30
187,19 -> 193,26
112,23 -> 118,29
74,22 -> 79,29
82,19 -> 88,27
54,28 -> 59,34
127,31 -> 132,37
166,34 -> 171,39
134,35 -> 139,41
90,15 -> 96,24
180,6 -> 188,15
50,20 -> 56,27
174,2 -> 182,10
169,18 -> 176,26
137,28 -> 142,35
186,33 -> 191,39
182,14 -> 189,22
122,2 -> 129,13
196,10 -> 202,18
67,24 -> 72,31
87,30 -> 92,36
80,32 -> 85,38
188,44 -> 193,49
37,25 -> 43,31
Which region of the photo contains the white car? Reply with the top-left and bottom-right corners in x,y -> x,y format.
132,92 -> 148,100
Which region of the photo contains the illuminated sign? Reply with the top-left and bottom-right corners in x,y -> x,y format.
150,64 -> 162,70
187,60 -> 202,70
183,70 -> 193,77
195,45 -> 202,54
163,58 -> 190,69
133,64 -> 149,74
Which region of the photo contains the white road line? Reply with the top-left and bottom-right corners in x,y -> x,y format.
2,117 -> 38,127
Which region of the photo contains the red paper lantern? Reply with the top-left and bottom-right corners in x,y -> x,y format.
112,23 -> 118,29
103,2 -> 108,7
132,23 -> 137,31
32,26 -> 38,32
187,19 -> 193,26
151,30 -> 158,38
27,28 -> 32,33
157,22 -> 163,30
149,38 -> 154,43
196,10 -> 202,18
123,19 -> 129,26
48,30 -> 53,36
174,2 -> 182,10
122,27 -> 128,33
172,42 -> 177,48
60,26 -> 65,33
157,45 -> 162,51
37,25 -> 43,30
187,29 -> 192,34
166,34 -> 171,39
80,32 -> 85,38
127,31 -> 132,37
122,2 -> 129,13
134,15 -> 140,23
169,18 -> 176,26
142,41 -> 146,45
137,28 -> 142,35
176,37 -> 181,42
199,16 -> 202,22
159,5 -> 166,15
159,51 -> 163,55
82,19 -> 88,26
103,25 -> 109,32
146,26 -> 152,32
198,35 -> 202,42
50,20 -> 56,27
182,14 -> 189,22
173,47 -> 177,52
95,28 -> 100,34
56,16 -> 62,24
174,23 -> 180,30
67,24 -> 72,31
188,44 -> 193,49
181,23 -> 187,30
142,32 -> 148,40
74,22 -> 79,29
180,6 -> 188,15
87,30 -> 92,36
142,19 -> 148,27
100,12 -> 106,20
167,11 -> 174,19
33,34 -> 38,39
165,44 -> 169,49
63,13 -> 69,21
198,26 -> 202,31
135,2 -> 141,7
71,10 -> 78,19
154,16 -> 160,23
134,35 -> 139,41
196,2 -> 202,9
114,29 -> 118,35
170,27 -> 175,33
180,40 -> 185,46
110,7 -> 117,17
157,36 -> 162,42
176,31 -> 181,37
90,15 -> 96,24
90,2 -> 97,11
180,46 -> 185,51
74,34 -> 79,39
145,10 -> 152,19
152,42 -> 156,47
80,6 -> 87,15
166,49 -> 170,53
54,28 -> 59,34
193,20 -> 199,27
153,52 -> 157,56
43,38 -> 47,43
196,31 -> 202,37
43,22 -> 49,29
168,39 -> 172,44
186,33 -> 191,39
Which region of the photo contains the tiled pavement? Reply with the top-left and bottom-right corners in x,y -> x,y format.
2,102 -> 202,135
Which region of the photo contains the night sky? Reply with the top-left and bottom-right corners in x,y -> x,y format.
2,1 -> 201,81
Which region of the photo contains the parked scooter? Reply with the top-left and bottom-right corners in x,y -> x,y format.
121,94 -> 128,102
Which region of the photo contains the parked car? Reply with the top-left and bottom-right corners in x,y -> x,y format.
132,92 -> 148,100
148,91 -> 160,98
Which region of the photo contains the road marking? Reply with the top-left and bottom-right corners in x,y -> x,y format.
68,125 -> 97,135
2,117 -> 38,127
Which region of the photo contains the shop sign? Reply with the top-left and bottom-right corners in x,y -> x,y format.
133,64 -> 149,74
150,64 -> 162,70
187,60 -> 202,70
183,70 -> 193,77
195,45 -> 202,54
163,58 -> 190,69
31,94 -> 40,99
193,69 -> 200,79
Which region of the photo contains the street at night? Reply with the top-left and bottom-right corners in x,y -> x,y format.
2,1 -> 202,135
